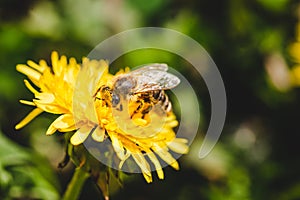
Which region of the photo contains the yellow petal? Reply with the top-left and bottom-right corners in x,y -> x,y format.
53,55 -> 65,76
152,145 -> 179,170
24,79 -> 39,95
39,59 -> 48,71
51,51 -> 59,74
45,122 -> 57,136
167,138 -> 189,154
46,114 -> 75,135
167,120 -> 179,127
54,114 -> 75,132
131,152 -> 151,177
70,125 -> 93,145
69,57 -> 77,67
147,152 -> 164,179
35,93 -> 55,104
59,55 -> 67,73
91,127 -> 105,142
142,172 -> 152,183
166,113 -> 176,121
132,118 -> 148,126
19,100 -> 35,106
27,60 -> 45,73
34,100 -> 68,114
15,108 -> 43,129
16,64 -> 41,83
118,152 -> 131,169
111,134 -> 126,160
65,58 -> 79,84
170,161 -> 179,170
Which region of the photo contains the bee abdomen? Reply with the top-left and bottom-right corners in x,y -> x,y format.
152,90 -> 172,113
163,93 -> 172,112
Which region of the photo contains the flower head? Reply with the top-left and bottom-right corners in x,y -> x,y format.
16,51 -> 79,134
16,51 -> 189,183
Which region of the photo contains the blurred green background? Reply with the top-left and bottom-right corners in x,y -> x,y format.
1,0 -> 300,199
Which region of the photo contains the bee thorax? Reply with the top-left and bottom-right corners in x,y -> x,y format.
114,77 -> 136,95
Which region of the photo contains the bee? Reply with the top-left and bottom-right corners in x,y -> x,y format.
94,63 -> 180,119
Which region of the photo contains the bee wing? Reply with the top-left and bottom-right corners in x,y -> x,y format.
128,64 -> 180,93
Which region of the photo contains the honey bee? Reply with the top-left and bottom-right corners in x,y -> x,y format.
94,63 -> 180,119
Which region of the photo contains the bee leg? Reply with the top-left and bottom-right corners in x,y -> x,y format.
93,87 -> 101,98
94,97 -> 104,101
141,105 -> 152,119
114,104 -> 123,111
153,90 -> 161,100
95,97 -> 109,107
131,101 -> 142,118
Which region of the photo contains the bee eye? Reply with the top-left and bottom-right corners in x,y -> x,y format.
112,93 -> 120,106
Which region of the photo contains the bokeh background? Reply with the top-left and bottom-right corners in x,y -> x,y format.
1,0 -> 300,199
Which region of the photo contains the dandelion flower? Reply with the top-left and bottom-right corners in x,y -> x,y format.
16,51 -> 189,183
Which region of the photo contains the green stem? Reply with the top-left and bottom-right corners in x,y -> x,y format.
62,167 -> 90,200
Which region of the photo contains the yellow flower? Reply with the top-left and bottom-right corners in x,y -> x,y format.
16,51 -> 189,183
290,65 -> 300,86
289,23 -> 300,86
15,51 -> 79,135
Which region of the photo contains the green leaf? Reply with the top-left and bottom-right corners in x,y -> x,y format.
0,131 -> 60,200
